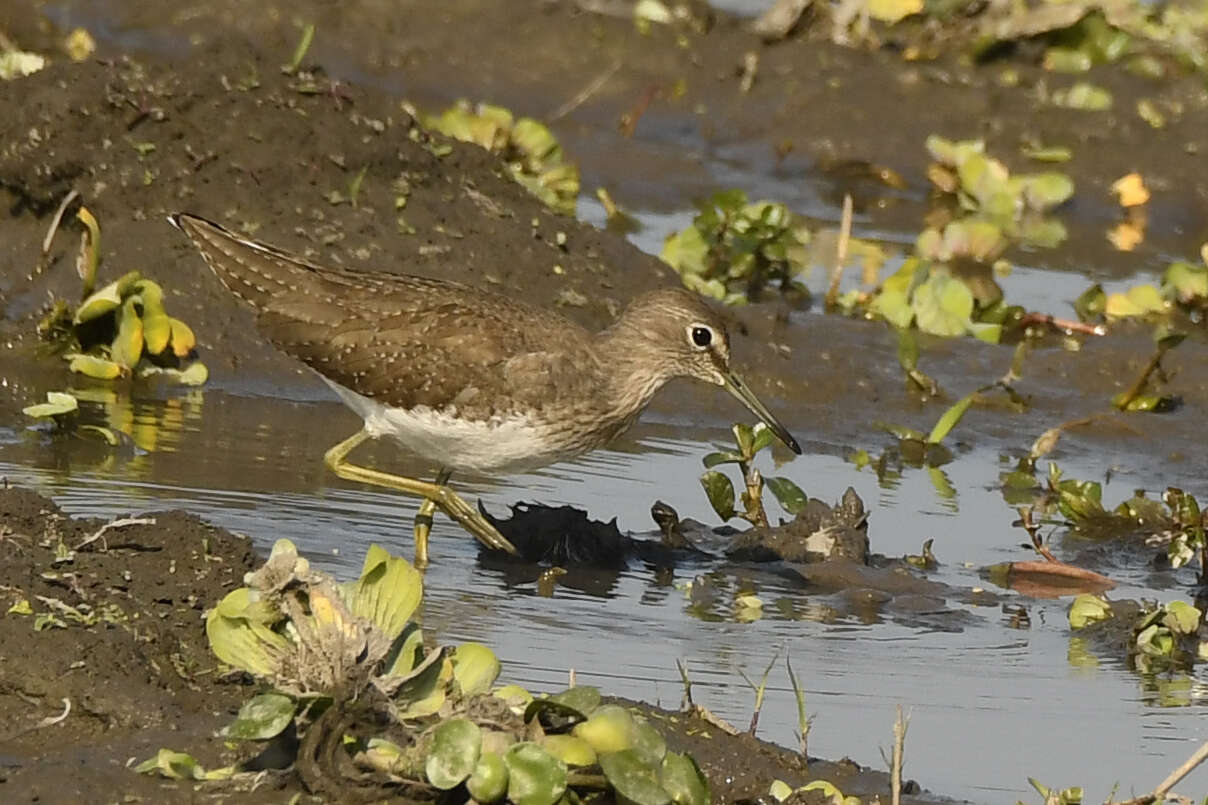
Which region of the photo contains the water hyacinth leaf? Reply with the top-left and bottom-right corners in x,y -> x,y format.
660,752 -> 711,805
452,641 -> 501,695
1136,623 -> 1173,657
396,654 -> 453,719
23,391 -> 80,419
1162,601 -> 1201,635
913,274 -> 973,338
360,737 -> 411,775
866,0 -> 922,23
341,543 -> 421,640
967,322 -> 1002,344
540,734 -> 597,767
426,717 -> 482,789
110,297 -> 144,369
134,748 -> 206,780
169,317 -> 197,357
928,394 -> 975,445
504,742 -> 568,805
134,280 -> 172,355
600,749 -> 672,805
1074,284 -> 1106,320
660,226 -> 708,277
1164,261 -> 1207,304
67,353 -> 123,380
633,720 -> 668,768
1068,594 -> 1112,629
572,704 -> 637,754
703,451 -> 744,468
1105,284 -> 1165,317
493,684 -> 534,711
467,751 -> 509,803
870,289 -> 913,329
548,684 -> 602,715
1017,173 -> 1075,211
766,476 -> 808,515
75,207 -> 102,294
73,279 -> 125,325
769,779 -> 794,802
205,587 -> 290,678
220,692 -> 297,740
700,471 -> 736,520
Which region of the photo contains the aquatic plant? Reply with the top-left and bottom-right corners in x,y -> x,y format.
139,541 -> 709,804
36,206 -> 207,385
661,190 -> 812,304
700,422 -> 807,526
420,101 -> 580,215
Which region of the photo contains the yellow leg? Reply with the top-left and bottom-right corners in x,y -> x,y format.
323,429 -> 518,565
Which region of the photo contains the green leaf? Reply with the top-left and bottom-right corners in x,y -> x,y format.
1164,261 -> 1207,304
660,752 -> 711,805
751,422 -> 775,454
1162,601 -> 1201,635
134,748 -> 206,780
426,718 -> 482,789
205,587 -> 291,677
1021,144 -> 1072,163
700,471 -> 736,520
341,543 -> 421,641
452,641 -> 501,695
870,288 -> 914,329
732,423 -> 755,457
220,692 -> 297,740
913,273 -> 974,337
467,751 -> 509,803
1017,173 -> 1075,211
23,391 -> 79,419
1068,594 -> 1112,629
632,719 -> 668,768
877,422 -> 926,441
1074,283 -> 1106,321
75,207 -> 101,295
572,704 -> 637,754
504,742 -> 568,805
703,451 -> 744,468
967,321 -> 1002,344
540,735 -> 597,767
110,296 -> 144,370
1052,81 -> 1113,111
927,393 -> 975,444
766,476 -> 808,515
600,749 -> 672,805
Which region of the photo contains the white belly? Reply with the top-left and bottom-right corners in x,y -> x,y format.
322,378 -> 571,474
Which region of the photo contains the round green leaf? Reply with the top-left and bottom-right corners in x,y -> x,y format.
425,717 -> 482,790
540,734 -> 597,767
571,704 -> 636,754
524,685 -> 600,727
913,274 -> 974,338
452,641 -> 501,695
504,742 -> 567,805
660,753 -> 711,805
467,751 -> 509,803
600,749 -> 672,805
23,391 -> 79,419
220,692 -> 297,740
67,353 -> 123,380
632,720 -> 667,768
1068,594 -> 1112,629
1163,601 -> 1201,635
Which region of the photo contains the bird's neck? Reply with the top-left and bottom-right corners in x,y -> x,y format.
595,317 -> 674,425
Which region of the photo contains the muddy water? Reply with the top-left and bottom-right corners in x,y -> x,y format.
2,374 -> 1206,802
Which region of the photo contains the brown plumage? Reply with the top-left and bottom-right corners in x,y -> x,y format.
170,213 -> 800,474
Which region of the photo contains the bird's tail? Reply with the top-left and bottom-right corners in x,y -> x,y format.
168,213 -> 315,312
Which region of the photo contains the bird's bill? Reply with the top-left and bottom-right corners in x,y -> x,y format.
722,371 -> 802,455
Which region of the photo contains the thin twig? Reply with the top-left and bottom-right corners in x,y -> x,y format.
1016,311 -> 1107,337
42,190 -> 81,255
74,517 -> 155,551
891,704 -> 909,805
676,658 -> 694,709
826,194 -> 853,308
549,60 -> 622,122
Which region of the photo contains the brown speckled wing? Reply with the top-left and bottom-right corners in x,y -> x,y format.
172,214 -> 597,418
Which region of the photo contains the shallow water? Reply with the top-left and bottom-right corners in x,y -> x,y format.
3,380 -> 1207,803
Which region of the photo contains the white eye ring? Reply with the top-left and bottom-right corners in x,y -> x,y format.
688,323 -> 714,350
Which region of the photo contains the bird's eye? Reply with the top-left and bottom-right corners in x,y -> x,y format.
690,325 -> 713,349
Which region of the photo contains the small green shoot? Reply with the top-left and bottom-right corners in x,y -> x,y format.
282,23 -> 315,75
700,422 -> 807,526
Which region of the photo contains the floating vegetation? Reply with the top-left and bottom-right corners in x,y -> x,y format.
1069,594 -> 1205,674
700,422 -> 807,526
420,101 -> 580,215
661,190 -> 811,304
36,206 -> 207,385
142,541 -> 710,803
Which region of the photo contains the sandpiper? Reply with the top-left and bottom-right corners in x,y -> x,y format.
169,213 -> 801,566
